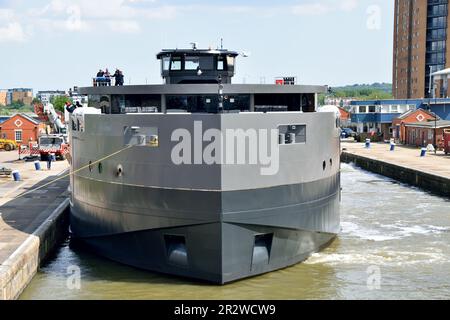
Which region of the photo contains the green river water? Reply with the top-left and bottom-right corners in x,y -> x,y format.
20,164 -> 450,299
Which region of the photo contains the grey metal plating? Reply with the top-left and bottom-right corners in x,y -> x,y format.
69,111 -> 341,284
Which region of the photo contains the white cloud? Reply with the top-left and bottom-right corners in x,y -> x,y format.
107,20 -> 140,33
22,0 -> 179,36
340,0 -> 359,12
0,22 -> 26,42
292,0 -> 359,16
0,8 -> 14,20
292,3 -> 332,16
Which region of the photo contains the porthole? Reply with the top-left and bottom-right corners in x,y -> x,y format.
330,158 -> 333,167
116,164 -> 123,177
323,161 -> 326,171
98,162 -> 103,174
88,161 -> 93,172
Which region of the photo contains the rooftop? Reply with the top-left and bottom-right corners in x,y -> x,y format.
404,120 -> 450,128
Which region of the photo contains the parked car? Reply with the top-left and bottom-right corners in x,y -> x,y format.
340,128 -> 356,138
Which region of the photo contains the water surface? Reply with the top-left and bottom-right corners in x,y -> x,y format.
20,164 -> 450,299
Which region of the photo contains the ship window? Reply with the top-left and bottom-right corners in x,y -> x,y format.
227,56 -> 235,68
185,56 -> 200,70
199,56 -> 214,70
162,57 -> 170,71
217,57 -> 224,70
170,56 -> 182,71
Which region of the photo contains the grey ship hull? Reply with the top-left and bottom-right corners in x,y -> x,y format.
69,112 -> 340,284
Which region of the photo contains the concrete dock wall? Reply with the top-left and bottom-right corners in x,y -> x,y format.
341,152 -> 450,198
0,199 -> 69,300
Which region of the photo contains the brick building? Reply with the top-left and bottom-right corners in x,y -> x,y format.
0,90 -> 7,106
0,113 -> 41,144
392,108 -> 438,143
338,107 -> 351,127
404,119 -> 450,148
393,0 -> 450,99
9,88 -> 33,105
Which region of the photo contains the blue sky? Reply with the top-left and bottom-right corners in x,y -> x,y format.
0,0 -> 394,92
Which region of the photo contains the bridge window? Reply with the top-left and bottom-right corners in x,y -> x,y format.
170,56 -> 182,71
162,57 -> 170,71
217,56 -> 224,70
185,56 -> 200,70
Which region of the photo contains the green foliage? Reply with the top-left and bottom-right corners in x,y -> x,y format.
1,100 -> 34,115
7,101 -> 25,109
329,83 -> 393,100
50,95 -> 72,113
32,97 -> 42,105
318,94 -> 325,105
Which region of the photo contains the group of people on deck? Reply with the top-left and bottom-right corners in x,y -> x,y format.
95,68 -> 124,86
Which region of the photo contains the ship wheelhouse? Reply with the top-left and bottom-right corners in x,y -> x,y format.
81,47 -> 324,115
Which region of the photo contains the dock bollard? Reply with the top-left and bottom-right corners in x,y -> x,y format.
365,139 -> 371,149
12,170 -> 20,181
420,147 -> 427,157
34,160 -> 41,171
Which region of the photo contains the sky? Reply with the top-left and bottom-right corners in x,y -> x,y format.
0,0 -> 394,92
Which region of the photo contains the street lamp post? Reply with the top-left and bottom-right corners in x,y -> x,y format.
428,66 -> 437,154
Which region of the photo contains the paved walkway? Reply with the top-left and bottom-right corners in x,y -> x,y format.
0,151 -> 69,265
342,142 -> 450,179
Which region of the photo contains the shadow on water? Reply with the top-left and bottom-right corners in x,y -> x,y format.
344,162 -> 450,202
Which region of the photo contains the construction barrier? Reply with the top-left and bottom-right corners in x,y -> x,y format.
18,143 -> 70,158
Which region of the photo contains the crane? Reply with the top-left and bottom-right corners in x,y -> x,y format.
34,102 -> 66,134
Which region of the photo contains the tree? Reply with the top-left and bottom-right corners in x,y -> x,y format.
318,94 -> 326,106
50,95 -> 72,113
7,101 -> 25,109
32,97 -> 42,105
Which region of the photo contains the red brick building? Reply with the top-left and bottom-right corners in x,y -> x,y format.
392,109 -> 438,144
0,114 -> 41,144
338,107 -> 351,127
404,120 -> 450,149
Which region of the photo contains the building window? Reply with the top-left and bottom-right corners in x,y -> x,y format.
14,130 -> 22,142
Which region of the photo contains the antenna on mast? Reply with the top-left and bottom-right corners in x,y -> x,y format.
220,38 -> 223,50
